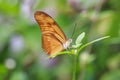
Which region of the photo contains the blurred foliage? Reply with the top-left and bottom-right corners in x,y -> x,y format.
0,0 -> 120,80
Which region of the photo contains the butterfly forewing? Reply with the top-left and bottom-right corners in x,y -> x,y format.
34,11 -> 67,55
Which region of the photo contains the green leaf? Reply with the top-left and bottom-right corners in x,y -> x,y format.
76,32 -> 85,44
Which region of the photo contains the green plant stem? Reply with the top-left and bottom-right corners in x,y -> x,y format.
72,36 -> 109,80
72,53 -> 79,80
78,36 -> 109,55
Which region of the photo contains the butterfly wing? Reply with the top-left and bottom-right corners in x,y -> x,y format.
34,11 -> 67,55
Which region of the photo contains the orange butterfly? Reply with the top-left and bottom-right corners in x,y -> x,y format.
34,11 -> 72,56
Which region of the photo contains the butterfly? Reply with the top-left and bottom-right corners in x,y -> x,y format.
34,11 -> 72,56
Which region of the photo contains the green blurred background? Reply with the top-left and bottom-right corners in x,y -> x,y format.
0,0 -> 120,80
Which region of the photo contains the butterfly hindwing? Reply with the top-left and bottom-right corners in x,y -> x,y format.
42,34 -> 64,55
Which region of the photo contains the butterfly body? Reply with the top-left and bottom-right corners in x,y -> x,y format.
34,11 -> 72,55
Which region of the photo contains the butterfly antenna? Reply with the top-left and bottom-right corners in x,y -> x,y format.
71,23 -> 77,39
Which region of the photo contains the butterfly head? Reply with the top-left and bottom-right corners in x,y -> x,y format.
63,39 -> 72,49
